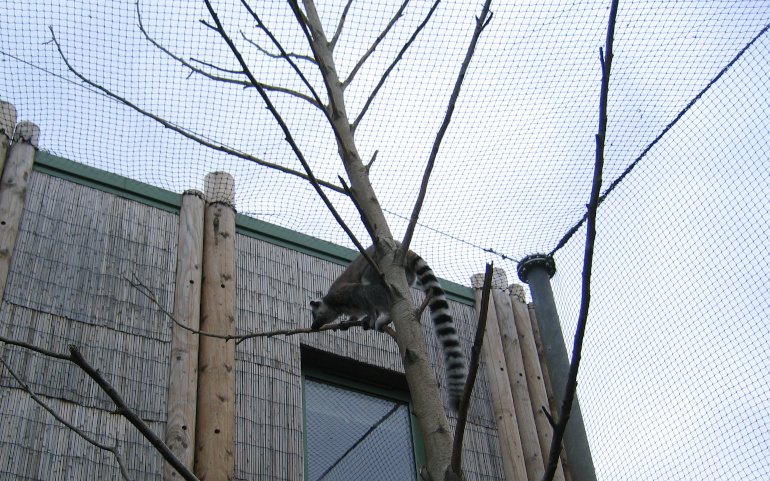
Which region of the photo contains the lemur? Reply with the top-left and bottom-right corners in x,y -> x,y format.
310,244 -> 467,410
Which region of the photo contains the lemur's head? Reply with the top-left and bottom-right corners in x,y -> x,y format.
310,299 -> 340,330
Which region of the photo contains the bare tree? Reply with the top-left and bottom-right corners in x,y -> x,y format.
46,1 -> 493,479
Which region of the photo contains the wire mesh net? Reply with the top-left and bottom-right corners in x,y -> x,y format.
1,0 -> 768,479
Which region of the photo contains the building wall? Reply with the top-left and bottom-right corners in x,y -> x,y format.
0,159 -> 505,480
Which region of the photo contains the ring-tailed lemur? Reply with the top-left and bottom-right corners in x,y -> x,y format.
310,244 -> 467,410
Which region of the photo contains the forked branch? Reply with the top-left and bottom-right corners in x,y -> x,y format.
351,0 -> 441,133
399,0 -> 492,259
451,263 -> 494,475
0,357 -> 133,481
540,1 -> 620,480
203,0 -> 379,275
0,336 -> 198,481
342,0 -> 411,89
48,27 -> 344,194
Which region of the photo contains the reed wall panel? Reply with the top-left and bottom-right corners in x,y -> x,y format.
0,388 -> 165,480
0,168 -> 505,480
234,234 -> 505,481
4,172 -> 177,341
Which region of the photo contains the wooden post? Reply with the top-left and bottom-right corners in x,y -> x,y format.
471,271 -> 527,481
0,100 -> 16,175
491,271 -> 543,480
528,304 -> 573,481
510,285 -> 566,481
165,190 -> 205,480
0,121 -> 39,301
195,172 -> 236,481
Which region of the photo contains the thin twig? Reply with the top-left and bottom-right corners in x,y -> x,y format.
0,357 -> 133,481
206,0 -> 379,274
239,30 -> 317,65
399,0 -> 492,259
128,274 -> 365,345
342,0 -> 411,89
451,262 -> 493,474
351,0 -> 441,133
48,26 -> 344,194
365,150 -> 378,173
239,0 -> 327,112
329,0 -> 354,51
541,1 -> 619,480
137,1 -> 321,108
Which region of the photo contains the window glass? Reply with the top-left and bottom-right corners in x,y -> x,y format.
304,377 -> 417,481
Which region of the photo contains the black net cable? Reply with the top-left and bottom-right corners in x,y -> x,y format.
550,21 -> 770,257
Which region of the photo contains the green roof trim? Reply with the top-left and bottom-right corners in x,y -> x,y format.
33,151 -> 474,305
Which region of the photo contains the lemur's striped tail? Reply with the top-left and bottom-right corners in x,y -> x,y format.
410,255 -> 467,411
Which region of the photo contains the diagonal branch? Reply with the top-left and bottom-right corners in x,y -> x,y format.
329,0 -> 354,51
128,273 -> 365,345
342,0 -> 411,90
205,0 -> 379,274
451,262 -> 493,475
0,357 -> 133,481
541,1 -> 620,480
398,0 -> 492,260
350,0 -> 441,133
136,1 -> 322,108
0,336 -> 199,481
239,30 -> 317,65
48,27 -> 344,194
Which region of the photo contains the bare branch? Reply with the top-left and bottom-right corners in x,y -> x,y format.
0,336 -> 198,481
48,27 -> 343,194
205,0 -> 377,272
0,357 -> 133,481
129,273 -> 371,345
240,0 -> 328,112
417,287 -> 434,318
399,0 -> 492,259
329,0 -> 354,51
137,1 -> 322,108
342,0 -> 410,89
67,346 -> 199,481
365,150 -> 378,173
451,262 -> 493,474
239,30 -> 317,65
351,0 -> 441,133
189,57 -> 244,75
541,1 -> 619,480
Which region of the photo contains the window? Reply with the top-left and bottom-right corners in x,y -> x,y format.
303,372 -> 422,481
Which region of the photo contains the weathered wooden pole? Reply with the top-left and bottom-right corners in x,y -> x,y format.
471,270 -> 527,481
491,272 -> 544,480
165,190 -> 205,480
195,172 -> 236,481
0,120 -> 39,301
0,100 -> 16,175
509,284 -> 566,481
518,254 -> 597,481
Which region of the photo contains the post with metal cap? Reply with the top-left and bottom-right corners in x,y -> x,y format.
517,254 -> 597,481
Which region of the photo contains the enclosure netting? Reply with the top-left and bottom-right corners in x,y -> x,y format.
1,1 -> 768,479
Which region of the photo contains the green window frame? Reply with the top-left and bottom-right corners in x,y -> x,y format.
302,366 -> 426,481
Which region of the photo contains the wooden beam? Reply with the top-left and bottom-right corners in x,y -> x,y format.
0,121 -> 39,301
491,273 -> 543,480
471,271 -> 527,481
510,285 -> 565,481
165,190 -> 205,480
195,172 -> 236,480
